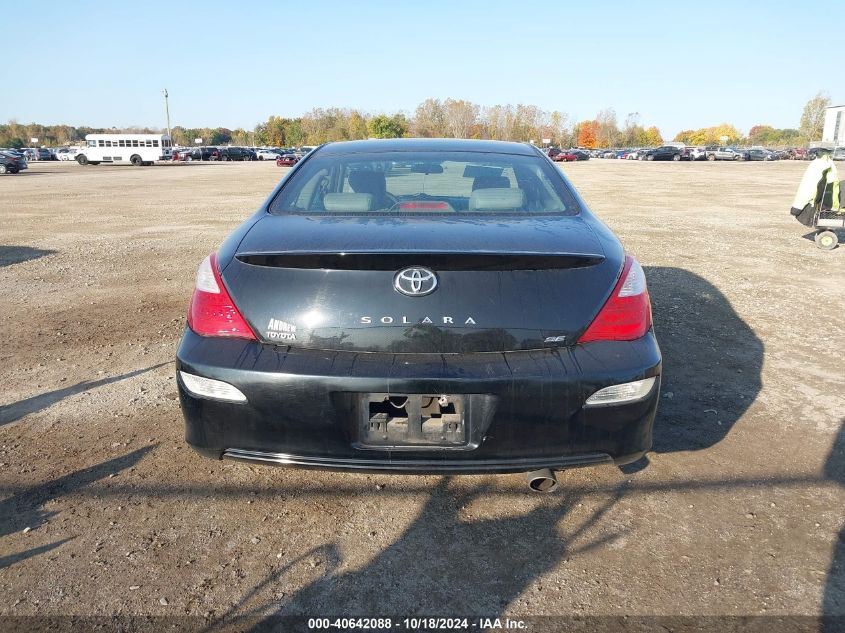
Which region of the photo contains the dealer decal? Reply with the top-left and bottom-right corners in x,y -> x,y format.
266,318 -> 297,341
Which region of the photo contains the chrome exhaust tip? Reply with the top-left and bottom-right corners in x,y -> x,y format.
525,468 -> 558,493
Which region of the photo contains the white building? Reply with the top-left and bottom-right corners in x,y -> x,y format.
821,105 -> 845,146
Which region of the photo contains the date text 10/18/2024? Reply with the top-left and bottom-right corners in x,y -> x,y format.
307,617 -> 528,630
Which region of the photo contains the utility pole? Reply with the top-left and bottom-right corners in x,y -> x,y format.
162,89 -> 172,140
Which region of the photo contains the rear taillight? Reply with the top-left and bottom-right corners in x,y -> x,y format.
187,253 -> 256,339
578,255 -> 652,343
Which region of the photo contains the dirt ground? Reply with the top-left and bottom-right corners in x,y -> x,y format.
1,158 -> 843,629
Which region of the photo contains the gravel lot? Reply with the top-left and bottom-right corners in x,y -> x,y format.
0,159 -> 843,628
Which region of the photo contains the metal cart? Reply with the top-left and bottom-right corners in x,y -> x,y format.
813,180 -> 844,250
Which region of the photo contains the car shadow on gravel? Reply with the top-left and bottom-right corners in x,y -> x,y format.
0,362 -> 169,427
203,478 -> 632,630
0,447 -> 152,569
0,537 -> 74,570
191,266 -> 767,628
619,266 -> 764,473
0,245 -> 55,267
823,419 -> 845,627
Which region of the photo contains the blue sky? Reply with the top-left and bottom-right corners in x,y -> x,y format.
3,1 -> 841,138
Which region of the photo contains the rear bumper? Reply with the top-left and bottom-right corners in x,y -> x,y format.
176,329 -> 661,474
220,448 -> 617,474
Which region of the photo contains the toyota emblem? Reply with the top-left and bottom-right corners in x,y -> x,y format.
394,267 -> 438,297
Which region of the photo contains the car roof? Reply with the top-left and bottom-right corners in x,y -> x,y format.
317,138 -> 539,156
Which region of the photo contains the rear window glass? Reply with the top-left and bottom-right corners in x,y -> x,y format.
269,151 -> 578,215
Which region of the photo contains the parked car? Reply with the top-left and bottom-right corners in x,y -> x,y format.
806,147 -> 830,160
832,147 -> 845,161
569,149 -> 590,161
256,149 -> 281,161
199,147 -> 221,161
686,147 -> 707,161
219,147 -> 255,161
1,150 -> 28,170
172,147 -> 217,161
742,149 -> 777,161
705,146 -> 741,161
0,152 -> 25,174
552,150 -> 577,162
275,153 -> 300,167
643,146 -> 691,161
22,148 -> 53,161
56,147 -> 82,161
176,138 -> 660,489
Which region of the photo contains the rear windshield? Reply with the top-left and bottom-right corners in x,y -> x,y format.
268,151 -> 579,215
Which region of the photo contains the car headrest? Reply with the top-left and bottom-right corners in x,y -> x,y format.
348,170 -> 386,195
472,175 -> 511,191
468,188 -> 526,212
323,193 -> 373,212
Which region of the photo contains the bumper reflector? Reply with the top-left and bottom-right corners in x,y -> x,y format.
584,376 -> 657,407
179,371 -> 247,403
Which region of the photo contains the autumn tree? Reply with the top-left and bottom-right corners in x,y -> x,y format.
443,99 -> 480,139
483,105 -> 503,139
747,124 -> 801,147
214,128 -> 234,145
367,114 -> 407,139
595,108 -> 620,148
644,126 -> 663,146
549,110 -> 571,147
484,105 -> 516,140
346,111 -> 368,140
511,104 -> 544,141
620,112 -> 639,146
799,91 -> 830,142
265,116 -> 308,147
230,128 -> 250,145
620,113 -> 647,146
413,98 -> 446,137
301,108 -> 345,144
680,124 -> 743,146
576,120 -> 598,148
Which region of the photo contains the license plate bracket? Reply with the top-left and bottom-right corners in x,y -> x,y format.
357,393 -> 467,449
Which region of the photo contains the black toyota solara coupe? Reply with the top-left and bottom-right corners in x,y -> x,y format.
176,138 -> 661,489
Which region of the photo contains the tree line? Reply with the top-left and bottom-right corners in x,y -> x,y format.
0,92 -> 831,149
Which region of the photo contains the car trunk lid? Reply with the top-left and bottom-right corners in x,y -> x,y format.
221,214 -> 621,353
